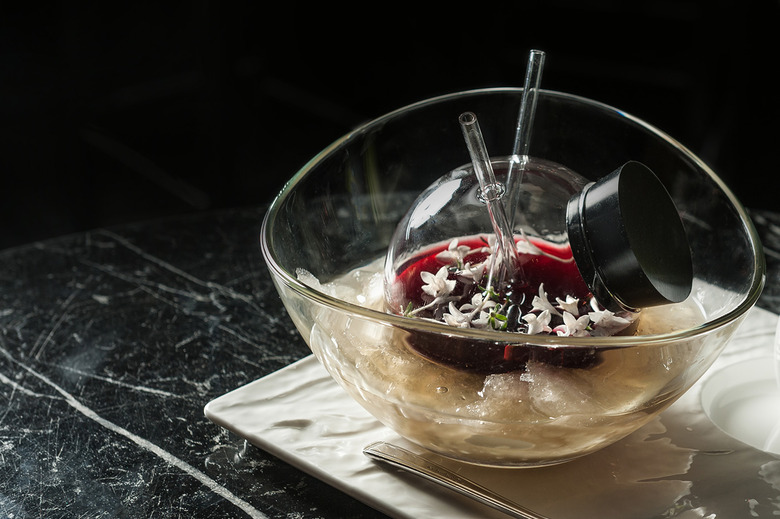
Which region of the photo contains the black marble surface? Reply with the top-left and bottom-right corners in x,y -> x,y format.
0,206 -> 385,518
0,205 -> 778,518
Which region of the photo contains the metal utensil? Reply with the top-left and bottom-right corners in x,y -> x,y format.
363,441 -> 551,519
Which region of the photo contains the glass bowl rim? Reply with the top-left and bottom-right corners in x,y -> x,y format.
261,87 -> 766,348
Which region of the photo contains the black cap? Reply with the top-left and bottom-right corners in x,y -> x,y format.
566,161 -> 693,312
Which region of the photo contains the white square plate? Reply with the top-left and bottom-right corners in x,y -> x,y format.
206,307 -> 780,518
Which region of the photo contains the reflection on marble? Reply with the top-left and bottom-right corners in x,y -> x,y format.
0,206 -> 778,518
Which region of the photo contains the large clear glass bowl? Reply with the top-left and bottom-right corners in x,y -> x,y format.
260,88 -> 765,467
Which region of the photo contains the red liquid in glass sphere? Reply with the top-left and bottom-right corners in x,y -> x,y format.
387,236 -> 610,373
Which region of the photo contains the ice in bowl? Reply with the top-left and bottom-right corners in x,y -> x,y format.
260,87 -> 764,467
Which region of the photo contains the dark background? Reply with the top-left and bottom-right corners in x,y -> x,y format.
2,1 -> 778,250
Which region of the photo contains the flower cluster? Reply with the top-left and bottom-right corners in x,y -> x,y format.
412,237 -> 633,337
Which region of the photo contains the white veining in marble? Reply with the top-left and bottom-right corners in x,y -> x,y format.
1,343 -> 268,519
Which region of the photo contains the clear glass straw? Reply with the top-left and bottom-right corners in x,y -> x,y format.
459,111 -> 518,289
506,49 -> 546,229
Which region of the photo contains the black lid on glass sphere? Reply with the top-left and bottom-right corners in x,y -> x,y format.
566,161 -> 693,313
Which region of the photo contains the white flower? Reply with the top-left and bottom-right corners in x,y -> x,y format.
420,266 -> 456,299
531,283 -> 560,316
443,301 -> 471,327
471,310 -> 492,328
442,292 -> 500,329
436,238 -> 472,267
553,311 -> 591,337
460,292 -> 497,313
523,310 -> 552,334
555,295 -> 580,316
588,298 -> 631,336
456,261 -> 486,282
